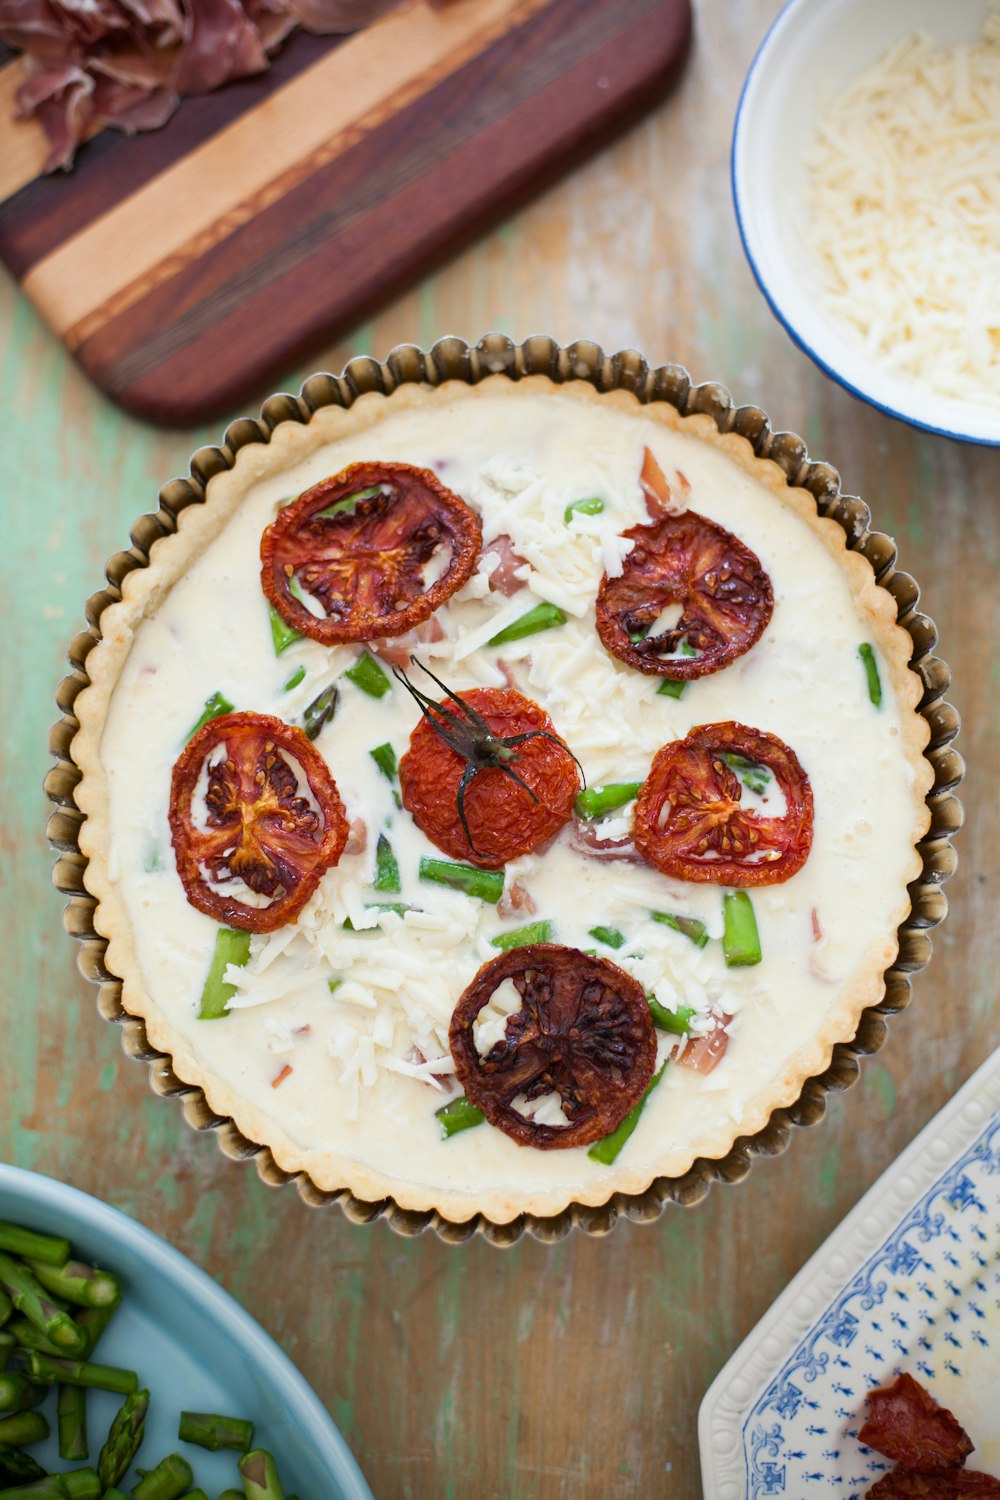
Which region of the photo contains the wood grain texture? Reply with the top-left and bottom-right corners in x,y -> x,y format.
1,2 -> 997,1496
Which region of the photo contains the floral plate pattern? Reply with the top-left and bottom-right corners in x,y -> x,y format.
699,1047 -> 1000,1497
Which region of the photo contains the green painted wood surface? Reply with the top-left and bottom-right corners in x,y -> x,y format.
0,3 -> 996,1495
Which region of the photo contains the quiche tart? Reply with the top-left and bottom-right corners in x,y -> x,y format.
70,374 -> 935,1226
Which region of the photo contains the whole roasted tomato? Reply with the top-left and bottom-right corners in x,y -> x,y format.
169,712 -> 348,932
260,461 -> 482,644
450,945 -> 657,1149
398,677 -> 581,868
595,482 -> 773,676
633,722 -> 813,886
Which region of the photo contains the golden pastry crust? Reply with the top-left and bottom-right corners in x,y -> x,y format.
72,376 -> 933,1225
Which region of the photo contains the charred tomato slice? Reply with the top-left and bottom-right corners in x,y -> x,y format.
633,722 -> 813,886
398,682 -> 580,868
595,452 -> 773,677
169,711 -> 348,932
260,461 -> 482,644
450,944 -> 657,1149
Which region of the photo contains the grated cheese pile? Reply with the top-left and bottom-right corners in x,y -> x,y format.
803,10 -> 1000,407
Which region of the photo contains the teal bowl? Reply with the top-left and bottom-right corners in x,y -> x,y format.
0,1164 -> 373,1498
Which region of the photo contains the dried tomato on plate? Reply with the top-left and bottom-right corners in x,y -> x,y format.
633,722 -> 813,886
260,461 -> 482,644
860,1373 -> 975,1472
866,1470 -> 1000,1498
170,712 -> 348,932
450,945 -> 657,1149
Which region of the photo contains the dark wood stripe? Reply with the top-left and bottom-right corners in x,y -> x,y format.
0,28 -> 341,276
78,0 -> 690,424
0,44 -> 15,67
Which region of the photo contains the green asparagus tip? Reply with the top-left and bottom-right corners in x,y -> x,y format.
130,1453 -> 193,1500
344,653 -> 391,698
12,1351 -> 138,1396
0,1254 -> 87,1355
0,1224 -> 70,1268
436,1097 -> 485,1139
418,857 -> 504,903
29,1260 -> 121,1311
373,833 -> 401,895
198,927 -> 251,1021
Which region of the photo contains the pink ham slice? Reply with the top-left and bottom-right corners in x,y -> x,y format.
677,1014 -> 731,1075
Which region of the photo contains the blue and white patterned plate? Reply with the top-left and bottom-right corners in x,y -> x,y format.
699,1048 -> 1000,1498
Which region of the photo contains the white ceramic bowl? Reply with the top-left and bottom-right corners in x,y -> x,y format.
732,0 -> 1000,446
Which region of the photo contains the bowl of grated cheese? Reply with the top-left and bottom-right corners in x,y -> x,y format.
732,0 -> 1000,446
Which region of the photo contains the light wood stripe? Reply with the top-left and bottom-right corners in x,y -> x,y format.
0,57 -> 58,201
21,0 -> 544,345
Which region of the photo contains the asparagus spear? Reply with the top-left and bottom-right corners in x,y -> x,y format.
418,857 -> 504,903
177,1412 -> 253,1453
239,1450 -> 286,1500
373,835 -> 401,894
97,1388 -> 149,1488
0,1479 -> 69,1499
198,928 -> 252,1021
0,1256 -> 85,1356
435,1097 -> 484,1139
587,1062 -> 669,1166
0,1442 -> 46,1485
487,601 -> 566,647
57,1383 -> 88,1462
27,1262 -> 121,1311
8,1316 -> 63,1358
269,606 -> 302,656
0,1225 -> 70,1268
859,641 -> 882,707
369,742 -> 397,782
185,692 -> 234,742
302,684 -> 338,741
0,1374 -> 43,1415
61,1471 -> 100,1500
75,1303 -> 116,1360
343,653 -> 391,698
722,890 -> 762,967
0,1411 -> 49,1446
573,783 -> 642,820
131,1455 -> 194,1500
9,1351 -> 137,1396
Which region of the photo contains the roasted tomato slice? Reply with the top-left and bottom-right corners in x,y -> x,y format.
398,684 -> 580,868
859,1374 -> 974,1473
595,460 -> 773,677
633,722 -> 813,886
450,945 -> 657,1149
260,461 -> 482,644
169,712 -> 349,932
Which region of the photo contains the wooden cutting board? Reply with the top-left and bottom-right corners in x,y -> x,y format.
0,0 -> 692,426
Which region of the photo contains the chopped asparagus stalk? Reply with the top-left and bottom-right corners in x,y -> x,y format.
0,1480 -> 69,1499
651,910 -> 709,948
588,1062 -> 668,1165
131,1454 -> 193,1500
185,692 -> 233,742
98,1388 -> 149,1489
198,928 -> 251,1021
0,1410 -> 49,1445
369,742 -> 398,782
57,1383 -> 88,1461
588,926 -> 626,950
487,601 -> 567,647
859,641 -> 882,707
490,920 -> 552,950
75,1305 -> 115,1361
436,1097 -> 485,1138
373,834 -> 401,894
282,666 -> 305,692
656,677 -> 686,700
0,1443 -> 47,1485
315,483 -> 382,518
0,1225 -> 69,1269
563,496 -> 604,522
61,1471 -> 100,1500
721,753 -> 770,795
344,653 -> 391,698
0,1333 -> 13,1359
723,890 -> 762,967
28,1261 -> 121,1311
418,858 -> 504,903
0,1256 -> 85,1355
574,782 -> 642,820
647,999 -> 695,1035
269,606 -> 303,656
0,1375 -> 42,1416
302,684 -> 338,741
10,1351 -> 138,1396
178,1411 -> 253,1453
239,1450 -> 287,1500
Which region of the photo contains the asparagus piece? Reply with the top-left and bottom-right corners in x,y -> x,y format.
721,752 -> 770,795
0,1290 -> 12,1327
198,928 -> 252,1021
647,999 -> 695,1036
0,1442 -> 47,1485
282,666 -> 305,692
0,1375 -> 43,1415
369,742 -> 397,782
302,684 -> 338,741
590,926 -> 626,950
9,1351 -> 138,1396
563,496 -> 604,522
723,891 -> 762,968
27,1262 -> 121,1312
344,653 -> 391,698
61,1471 -> 100,1500
74,1305 -> 116,1361
373,834 -> 401,894
418,857 -> 504,903
8,1316 -> 63,1357
178,1491 -> 208,1499
573,783 -> 642,820
859,641 -> 882,707
487,601 -> 566,647
131,1455 -> 193,1500
0,1256 -> 85,1355
587,1062 -> 668,1166
239,1450 -> 286,1500
57,1383 -> 88,1462
490,920 -> 552,951
435,1096 -> 484,1139
342,902 -> 412,930
651,910 -> 709,949
656,677 -> 686,700
185,692 -> 234,742
177,1412 -> 253,1453
97,1388 -> 149,1488
0,1226 -> 70,1269
0,1411 -> 49,1446
0,1480 -> 69,1499
269,606 -> 302,656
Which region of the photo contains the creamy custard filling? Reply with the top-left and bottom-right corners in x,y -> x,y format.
98,389 -> 922,1203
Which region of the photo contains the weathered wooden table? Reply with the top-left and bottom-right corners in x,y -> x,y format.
1,3 -> 995,1495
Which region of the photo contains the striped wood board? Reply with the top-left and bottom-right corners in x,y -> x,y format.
0,0 -> 692,426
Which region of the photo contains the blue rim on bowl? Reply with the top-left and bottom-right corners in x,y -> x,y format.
0,1163 -> 374,1499
731,0 -> 1000,448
